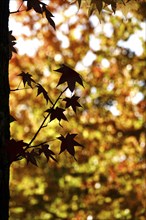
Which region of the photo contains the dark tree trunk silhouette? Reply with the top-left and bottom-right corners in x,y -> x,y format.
0,0 -> 10,219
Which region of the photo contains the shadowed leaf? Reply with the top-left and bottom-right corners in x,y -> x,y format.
46,107 -> 68,122
5,139 -> 27,163
55,64 -> 84,92
39,144 -> 57,162
58,133 -> 83,159
63,95 -> 82,113
42,4 -> 56,29
36,83 -> 52,104
18,72 -> 36,88
25,0 -> 42,13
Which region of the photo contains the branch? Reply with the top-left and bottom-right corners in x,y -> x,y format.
10,87 -> 32,92
9,2 -> 24,14
24,86 -> 68,150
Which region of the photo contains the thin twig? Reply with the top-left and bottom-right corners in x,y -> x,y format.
10,87 -> 32,91
24,86 -> 68,150
10,2 -> 24,14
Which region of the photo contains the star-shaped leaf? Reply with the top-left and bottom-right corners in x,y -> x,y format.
5,139 -> 27,163
9,31 -> 17,59
46,107 -> 68,122
42,4 -> 56,30
39,144 -> 57,162
25,149 -> 40,166
58,133 -> 83,159
18,72 -> 36,88
63,95 -> 82,113
25,0 -> 42,13
55,64 -> 84,92
36,83 -> 52,104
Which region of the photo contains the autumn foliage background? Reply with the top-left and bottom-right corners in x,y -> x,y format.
9,0 -> 145,219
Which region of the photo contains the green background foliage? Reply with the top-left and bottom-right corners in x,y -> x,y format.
9,0 -> 145,219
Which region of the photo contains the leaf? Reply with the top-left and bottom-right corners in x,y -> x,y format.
9,31 -> 17,59
25,0 -> 42,13
39,144 -> 57,162
18,72 -> 36,88
77,0 -> 82,8
46,107 -> 68,122
58,133 -> 83,159
111,2 -> 116,13
42,5 -> 56,30
55,64 -> 84,92
36,83 -> 51,104
5,139 -> 27,163
25,149 -> 40,166
103,0 -> 117,13
95,0 -> 103,13
63,95 -> 82,113
10,114 -> 16,123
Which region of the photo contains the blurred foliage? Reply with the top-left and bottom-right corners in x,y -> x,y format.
9,0 -> 145,219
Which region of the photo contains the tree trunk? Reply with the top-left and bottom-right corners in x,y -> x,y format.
0,0 -> 10,219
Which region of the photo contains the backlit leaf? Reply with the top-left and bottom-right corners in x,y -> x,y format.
46,107 -> 68,122
18,72 -> 36,88
36,83 -> 52,104
25,0 -> 42,13
55,64 -> 84,92
63,95 -> 82,113
39,144 -> 57,162
58,133 -> 83,159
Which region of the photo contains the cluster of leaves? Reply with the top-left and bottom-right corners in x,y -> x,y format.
11,0 -> 56,29
75,0 -> 141,17
9,0 -> 145,219
9,64 -> 83,166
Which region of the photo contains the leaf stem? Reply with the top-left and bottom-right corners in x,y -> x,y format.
53,86 -> 68,108
25,86 -> 68,150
